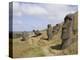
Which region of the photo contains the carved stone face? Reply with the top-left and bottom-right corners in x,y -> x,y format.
48,24 -> 51,28
33,30 -> 35,32
64,15 -> 73,24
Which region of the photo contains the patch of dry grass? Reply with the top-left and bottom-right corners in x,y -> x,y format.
12,29 -> 78,58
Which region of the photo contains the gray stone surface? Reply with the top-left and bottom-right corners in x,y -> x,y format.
47,24 -> 53,40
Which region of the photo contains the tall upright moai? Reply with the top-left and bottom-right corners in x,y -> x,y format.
47,24 -> 53,40
61,14 -> 73,49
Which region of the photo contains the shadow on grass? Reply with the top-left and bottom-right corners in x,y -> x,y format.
50,44 -> 62,50
32,34 -> 42,37
42,38 -> 48,40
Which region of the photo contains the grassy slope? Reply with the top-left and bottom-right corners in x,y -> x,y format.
12,12 -> 78,58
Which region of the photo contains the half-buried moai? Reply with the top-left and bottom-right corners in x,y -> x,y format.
56,24 -> 60,32
47,24 -> 53,40
61,14 -> 73,49
21,31 -> 29,41
53,24 -> 60,33
33,30 -> 41,36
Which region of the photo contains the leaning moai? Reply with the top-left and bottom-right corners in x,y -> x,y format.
61,14 -> 73,49
47,24 -> 53,40
33,30 -> 41,36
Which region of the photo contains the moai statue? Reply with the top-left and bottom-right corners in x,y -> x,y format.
21,31 -> 29,41
52,24 -> 60,34
33,29 -> 41,36
56,24 -> 60,32
53,25 -> 57,33
60,14 -> 73,49
47,24 -> 53,40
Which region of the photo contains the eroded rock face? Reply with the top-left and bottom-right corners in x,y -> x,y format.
61,14 -> 73,49
47,24 -> 53,40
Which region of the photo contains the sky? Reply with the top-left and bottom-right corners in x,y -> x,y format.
10,2 -> 78,31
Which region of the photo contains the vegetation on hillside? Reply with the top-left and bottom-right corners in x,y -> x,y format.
9,12 -> 78,58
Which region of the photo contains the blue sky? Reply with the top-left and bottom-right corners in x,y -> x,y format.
12,2 -> 78,31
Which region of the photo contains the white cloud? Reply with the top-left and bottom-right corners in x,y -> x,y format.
12,2 -> 78,31
22,5 -> 48,15
13,2 -> 23,16
47,16 -> 55,20
13,19 -> 23,25
13,2 -> 77,18
17,20 -> 23,24
13,2 -> 48,16
43,4 -> 78,21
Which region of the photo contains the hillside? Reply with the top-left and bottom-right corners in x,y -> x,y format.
10,12 -> 78,58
